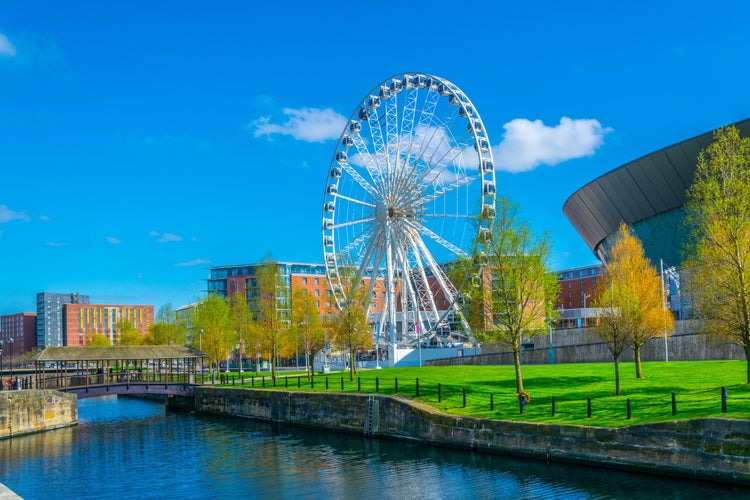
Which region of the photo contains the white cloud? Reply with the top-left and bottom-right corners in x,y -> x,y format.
175,258 -> 211,267
105,236 -> 122,245
493,117 -> 612,173
0,204 -> 30,223
251,107 -> 346,142
45,241 -> 66,247
0,34 -> 16,57
149,231 -> 182,243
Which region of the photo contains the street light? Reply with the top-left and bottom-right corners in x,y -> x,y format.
8,338 -> 13,383
582,293 -> 590,327
199,329 -> 203,352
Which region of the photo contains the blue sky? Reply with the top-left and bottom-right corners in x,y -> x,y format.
1,1 -> 749,315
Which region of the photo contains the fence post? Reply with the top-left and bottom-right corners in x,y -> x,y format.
587,397 -> 592,418
285,377 -> 288,389
416,378 -> 420,397
358,377 -> 361,392
490,393 -> 494,411
251,376 -> 254,387
722,386 -> 728,413
626,398 -> 631,420
671,392 -> 677,416
326,377 -> 329,390
376,377 -> 379,393
262,376 -> 265,387
462,388 -> 466,408
341,377 -> 344,391
395,378 -> 398,394
298,376 -> 301,388
438,383 -> 442,403
551,396 -> 556,417
311,377 -> 314,389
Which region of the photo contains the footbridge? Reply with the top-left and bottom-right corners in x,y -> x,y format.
34,345 -> 208,400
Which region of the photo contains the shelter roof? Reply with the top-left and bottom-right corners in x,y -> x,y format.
36,345 -> 207,362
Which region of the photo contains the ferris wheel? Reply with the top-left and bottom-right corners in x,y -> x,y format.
322,72 -> 496,347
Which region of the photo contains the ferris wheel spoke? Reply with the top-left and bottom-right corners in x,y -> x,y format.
334,193 -> 376,208
332,216 -> 375,230
419,171 -> 480,206
406,218 -> 469,259
340,161 -> 380,200
410,230 -> 460,309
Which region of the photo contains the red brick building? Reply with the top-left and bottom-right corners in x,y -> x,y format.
0,313 -> 37,355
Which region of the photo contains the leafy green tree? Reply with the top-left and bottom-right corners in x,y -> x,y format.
332,269 -> 373,381
593,281 -> 634,396
117,320 -> 143,346
146,303 -> 188,345
249,259 -> 289,382
291,289 -> 324,379
228,292 -> 252,371
685,125 -> 750,384
464,197 -> 557,393
192,295 -> 235,374
88,334 -> 111,347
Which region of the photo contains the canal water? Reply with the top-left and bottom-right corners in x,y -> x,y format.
0,396 -> 748,499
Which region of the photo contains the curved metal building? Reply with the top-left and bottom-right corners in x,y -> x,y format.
563,118 -> 750,266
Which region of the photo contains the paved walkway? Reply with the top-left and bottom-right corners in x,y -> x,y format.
0,482 -> 21,499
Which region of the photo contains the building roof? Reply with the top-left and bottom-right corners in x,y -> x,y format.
563,118 -> 750,260
36,345 -> 206,361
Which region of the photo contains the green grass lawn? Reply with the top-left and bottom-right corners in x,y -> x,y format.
218,360 -> 750,428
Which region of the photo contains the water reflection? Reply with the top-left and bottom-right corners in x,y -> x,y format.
0,396 -> 747,499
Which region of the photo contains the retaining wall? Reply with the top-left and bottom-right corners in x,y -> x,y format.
0,390 -> 78,440
194,387 -> 750,485
433,320 -> 745,366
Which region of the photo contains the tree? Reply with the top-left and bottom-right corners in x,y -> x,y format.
291,289 -> 324,379
332,270 -> 371,381
146,303 -> 188,345
464,197 -> 557,393
192,295 -> 235,374
249,259 -> 289,382
685,125 -> 750,384
593,223 -> 674,392
117,320 -> 143,346
228,292 -> 252,372
88,334 -> 111,347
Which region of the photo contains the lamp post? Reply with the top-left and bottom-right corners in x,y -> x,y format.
582,293 -> 590,327
199,329 -> 203,352
8,338 -> 13,382
547,318 -> 555,365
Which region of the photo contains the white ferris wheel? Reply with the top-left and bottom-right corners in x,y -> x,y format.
322,72 -> 496,347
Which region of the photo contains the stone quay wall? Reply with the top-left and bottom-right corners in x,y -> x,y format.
194,387 -> 750,485
0,390 -> 78,440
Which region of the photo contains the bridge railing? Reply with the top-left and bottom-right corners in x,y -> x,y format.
38,370 -> 200,390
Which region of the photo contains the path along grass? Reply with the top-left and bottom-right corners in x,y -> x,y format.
219,360 -> 750,428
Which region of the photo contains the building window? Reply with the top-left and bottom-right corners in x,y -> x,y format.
315,301 -> 320,308
315,289 -> 320,297
315,278 -> 319,285
302,277 -> 307,285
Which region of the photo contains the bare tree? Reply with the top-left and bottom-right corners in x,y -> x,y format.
291,289 -> 324,379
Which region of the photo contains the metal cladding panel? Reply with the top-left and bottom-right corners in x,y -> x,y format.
598,167 -> 651,223
632,154 -> 680,213
664,144 -> 698,196
563,193 -> 607,252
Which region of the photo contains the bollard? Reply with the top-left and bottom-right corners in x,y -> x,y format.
722,386 -> 728,413
416,378 -> 420,397
438,383 -> 442,403
587,397 -> 592,418
626,398 -> 631,420
490,393 -> 494,411
326,377 -> 329,390
672,392 -> 677,416
262,376 -> 265,387
298,376 -> 301,388
285,377 -> 288,388
375,377 -> 379,393
341,377 -> 344,391
395,378 -> 398,394
251,376 -> 254,387
358,377 -> 361,392
462,388 -> 466,408
551,396 -> 556,417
